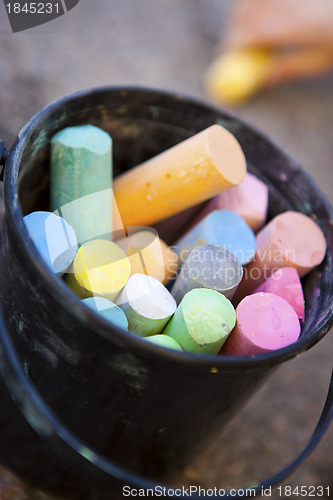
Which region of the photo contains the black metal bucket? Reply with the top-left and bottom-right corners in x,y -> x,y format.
0,87 -> 332,499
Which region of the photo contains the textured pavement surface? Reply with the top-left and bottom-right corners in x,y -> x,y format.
0,0 -> 332,498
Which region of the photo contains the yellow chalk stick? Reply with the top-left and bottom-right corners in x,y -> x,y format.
204,49 -> 273,106
66,239 -> 131,302
113,125 -> 246,227
116,228 -> 179,285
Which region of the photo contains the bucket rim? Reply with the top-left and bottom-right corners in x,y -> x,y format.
3,85 -> 333,369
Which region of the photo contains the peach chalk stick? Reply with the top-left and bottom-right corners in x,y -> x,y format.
254,267 -> 305,321
113,125 -> 247,227
115,228 -> 179,285
234,211 -> 327,302
221,292 -> 301,356
195,172 -> 268,232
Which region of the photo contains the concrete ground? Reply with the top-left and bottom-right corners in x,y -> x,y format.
0,0 -> 332,498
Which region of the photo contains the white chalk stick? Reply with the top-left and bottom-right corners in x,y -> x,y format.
116,273 -> 177,337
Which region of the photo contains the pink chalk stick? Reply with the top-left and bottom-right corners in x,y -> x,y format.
221,292 -> 301,356
233,211 -> 327,302
193,172 -> 268,232
254,267 -> 305,321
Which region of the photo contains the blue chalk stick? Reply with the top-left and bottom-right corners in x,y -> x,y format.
82,297 -> 128,330
175,210 -> 256,265
23,211 -> 78,274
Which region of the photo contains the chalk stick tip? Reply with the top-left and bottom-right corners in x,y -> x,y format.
51,124 -> 112,155
208,124 -> 247,186
82,297 -> 128,330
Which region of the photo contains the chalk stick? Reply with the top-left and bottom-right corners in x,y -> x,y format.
51,125 -> 112,245
144,335 -> 183,351
82,297 -> 128,330
163,288 -> 236,355
221,292 -> 301,356
113,124 -> 246,227
116,274 -> 177,337
195,172 -> 268,232
23,211 -> 77,274
176,210 -> 256,266
171,244 -> 243,304
115,228 -> 179,285
66,239 -> 131,302
234,211 -> 327,301
204,49 -> 273,106
254,267 -> 305,321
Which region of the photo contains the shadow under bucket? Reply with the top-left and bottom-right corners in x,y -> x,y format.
0,87 -> 332,499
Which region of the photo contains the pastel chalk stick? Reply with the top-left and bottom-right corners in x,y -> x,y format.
221,292 -> 301,356
23,211 -> 77,274
175,210 -> 256,266
66,239 -> 131,302
144,335 -> 183,351
113,124 -> 247,227
115,228 -> 179,285
51,125 -> 113,245
116,274 -> 177,337
171,244 -> 243,304
163,288 -> 236,355
204,49 -> 274,106
254,267 -> 305,321
82,297 -> 128,330
195,172 -> 268,232
205,47 -> 333,106
234,211 -> 327,301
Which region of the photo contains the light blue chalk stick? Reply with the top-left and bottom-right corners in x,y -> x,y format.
23,211 -> 78,275
175,210 -> 256,265
82,297 -> 128,330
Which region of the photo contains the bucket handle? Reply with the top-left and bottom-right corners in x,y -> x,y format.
0,141 -> 10,181
135,370 -> 333,497
222,368 -> 333,497
122,368 -> 333,497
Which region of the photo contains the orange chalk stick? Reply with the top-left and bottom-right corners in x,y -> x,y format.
115,228 -> 179,285
113,125 -> 246,227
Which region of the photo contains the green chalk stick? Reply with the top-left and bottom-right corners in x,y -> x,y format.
51,125 -> 112,245
163,288 -> 236,355
144,335 -> 183,351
